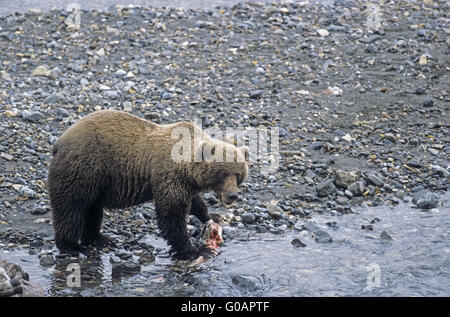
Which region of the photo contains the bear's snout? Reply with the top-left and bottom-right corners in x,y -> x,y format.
226,192 -> 238,202
219,191 -> 238,208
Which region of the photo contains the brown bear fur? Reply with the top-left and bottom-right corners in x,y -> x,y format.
47,110 -> 248,259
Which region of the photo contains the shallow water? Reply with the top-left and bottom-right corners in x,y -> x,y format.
2,193 -> 449,297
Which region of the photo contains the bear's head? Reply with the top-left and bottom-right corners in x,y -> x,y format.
194,139 -> 249,208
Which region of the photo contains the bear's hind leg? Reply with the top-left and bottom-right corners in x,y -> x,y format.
81,205 -> 115,248
52,201 -> 86,254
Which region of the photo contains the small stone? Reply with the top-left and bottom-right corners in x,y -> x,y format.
415,87 -> 425,95
57,108 -> 70,117
106,26 -> 120,36
45,93 -> 62,104
300,221 -> 321,234
0,153 -> 14,161
22,110 -> 45,122
291,238 -> 306,248
418,54 -> 428,65
111,261 -> 141,278
231,274 -> 261,291
367,174 -> 384,187
427,148 -> 439,156
341,134 -> 354,142
14,185 -> 37,199
315,179 -> 336,197
115,69 -> 127,76
334,170 -> 358,188
32,65 -> 51,77
317,29 -> 329,37
266,202 -> 282,219
359,35 -> 381,44
380,231 -> 393,241
348,181 -> 364,196
241,213 -> 256,224
423,99 -> 433,107
383,133 -> 396,143
96,48 -> 105,57
39,254 -> 54,267
249,90 -> 263,99
412,190 -> 438,209
131,219 -> 146,227
33,218 -> 49,224
31,206 -> 48,215
138,252 -> 155,265
314,230 -> 333,244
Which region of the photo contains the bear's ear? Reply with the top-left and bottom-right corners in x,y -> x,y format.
239,146 -> 249,162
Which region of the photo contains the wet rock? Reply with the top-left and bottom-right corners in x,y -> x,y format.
359,35 -> 382,44
138,252 -> 155,265
314,230 -> 333,244
291,238 -> 306,248
415,87 -> 426,95
21,110 -> 45,122
367,174 -> 384,187
383,133 -> 396,143
412,190 -> 438,209
407,160 -> 423,168
334,170 -> 358,188
423,99 -> 433,107
427,148 -> 439,156
380,231 -> 393,241
45,93 -> 62,104
13,185 -> 37,199
231,274 -> 261,291
31,206 -> 48,215
315,180 -> 336,197
39,254 -> 54,267
316,29 -> 329,37
249,90 -> 263,99
348,181 -> 365,196
361,224 -> 374,231
241,213 -> 256,224
32,66 -> 51,77
57,108 -> 70,117
144,112 -> 161,122
300,221 -> 321,234
1,258 -> 44,296
111,261 -> 141,278
266,202 -> 282,219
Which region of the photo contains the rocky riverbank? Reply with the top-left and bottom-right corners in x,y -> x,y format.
0,0 -> 449,294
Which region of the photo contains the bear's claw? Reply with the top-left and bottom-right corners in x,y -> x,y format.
198,245 -> 218,260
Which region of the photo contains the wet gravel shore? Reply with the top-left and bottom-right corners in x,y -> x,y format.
0,0 -> 449,295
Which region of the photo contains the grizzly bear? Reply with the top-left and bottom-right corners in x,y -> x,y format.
47,110 -> 248,260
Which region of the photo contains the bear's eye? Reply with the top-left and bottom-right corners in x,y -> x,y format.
236,173 -> 243,184
219,171 -> 229,179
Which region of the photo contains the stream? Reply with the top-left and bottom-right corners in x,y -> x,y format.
2,193 -> 449,297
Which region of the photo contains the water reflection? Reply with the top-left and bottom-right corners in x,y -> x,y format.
1,193 -> 449,296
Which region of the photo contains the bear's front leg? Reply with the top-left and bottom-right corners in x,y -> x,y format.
155,195 -> 199,260
190,195 -> 211,223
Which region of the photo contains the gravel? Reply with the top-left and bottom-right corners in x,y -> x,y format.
0,0 -> 448,276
